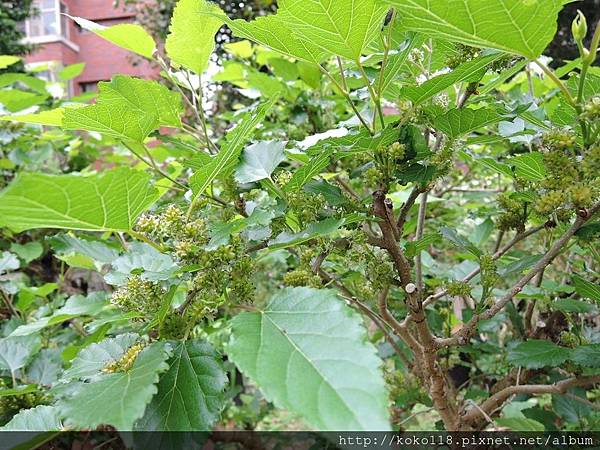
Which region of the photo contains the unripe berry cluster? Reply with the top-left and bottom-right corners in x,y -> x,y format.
447,281 -> 472,297
103,342 -> 146,373
479,254 -> 499,289
111,276 -> 166,317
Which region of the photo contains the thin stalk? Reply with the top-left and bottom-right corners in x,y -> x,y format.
320,65 -> 374,135
533,59 -> 577,107
356,59 -> 385,130
123,141 -> 188,190
128,230 -> 165,252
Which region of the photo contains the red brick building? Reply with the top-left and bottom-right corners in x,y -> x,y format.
23,0 -> 158,96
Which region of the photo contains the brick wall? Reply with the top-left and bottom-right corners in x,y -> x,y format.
24,0 -> 158,96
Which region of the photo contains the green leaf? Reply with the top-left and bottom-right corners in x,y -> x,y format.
284,149 -> 333,192
166,0 -> 224,74
0,90 -> 47,112
440,227 -> 481,257
0,168 -> 159,232
511,152 -> 546,181
27,348 -> 63,386
10,293 -> 108,337
98,76 -> 183,128
551,299 -> 595,314
405,233 -> 440,258
105,242 -> 177,285
0,335 -> 41,374
137,339 -> 227,431
59,63 -> 85,81
476,157 -> 513,178
63,334 -> 140,381
63,102 -> 156,142
570,344 -> 600,368
433,108 -> 504,139
381,33 -> 422,97
0,251 -> 19,274
48,234 -> 120,271
67,16 -> 155,59
235,141 -> 286,184
228,287 -> 390,430
0,108 -> 67,127
0,55 -> 20,69
10,242 -> 43,264
0,405 -> 62,431
269,218 -> 345,250
384,0 -> 564,59
190,98 -> 277,197
508,340 -> 570,369
276,0 -> 388,61
495,417 -> 545,431
401,53 -> 502,106
572,275 -> 600,303
552,388 -> 591,422
58,341 -> 171,430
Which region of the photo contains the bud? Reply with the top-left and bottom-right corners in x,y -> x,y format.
572,10 -> 588,44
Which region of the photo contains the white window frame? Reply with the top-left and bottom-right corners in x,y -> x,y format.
22,0 -> 79,51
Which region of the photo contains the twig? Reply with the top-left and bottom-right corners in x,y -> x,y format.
414,191 -> 428,292
397,186 -> 425,231
437,203 -> 600,348
462,375 -> 600,424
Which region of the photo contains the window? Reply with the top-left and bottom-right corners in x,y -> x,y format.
79,82 -> 99,93
24,0 -> 69,39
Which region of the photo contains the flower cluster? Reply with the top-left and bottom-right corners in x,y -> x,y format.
111,276 -> 166,317
103,342 -> 146,373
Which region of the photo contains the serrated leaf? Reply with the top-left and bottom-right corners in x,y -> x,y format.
137,339 -> 226,431
572,275 -> 600,303
27,349 -> 63,386
190,99 -> 276,197
440,227 -> 481,257
63,334 -> 140,381
67,16 -> 155,59
228,287 -> 390,430
384,0 -> 564,59
98,76 -> 183,128
511,152 -> 546,181
381,33 -> 422,97
235,141 -> 286,184
276,0 -> 388,61
58,341 -> 171,430
63,102 -> 156,142
508,340 -> 570,369
284,149 -> 333,192
433,108 -> 504,139
48,234 -> 120,271
105,242 -> 177,286
0,168 -> 159,233
552,387 -> 591,422
0,405 -> 62,431
401,53 -> 502,106
405,233 -> 440,258
166,0 -> 224,74
476,157 -> 513,178
269,218 -> 345,249
0,335 -> 41,374
570,344 -> 600,368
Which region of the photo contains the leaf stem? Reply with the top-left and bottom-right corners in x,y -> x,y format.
122,141 -> 188,190
320,65 -> 374,135
533,59 -> 576,107
356,59 -> 386,130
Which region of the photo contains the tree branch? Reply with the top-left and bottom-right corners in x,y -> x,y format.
462,375 -> 600,425
437,204 -> 600,348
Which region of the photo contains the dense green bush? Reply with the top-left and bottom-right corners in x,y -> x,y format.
0,0 -> 598,434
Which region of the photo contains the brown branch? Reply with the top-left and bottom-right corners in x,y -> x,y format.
414,191 -> 428,292
397,186 -> 425,231
423,224 -> 546,308
462,375 -> 600,425
437,204 -> 600,348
